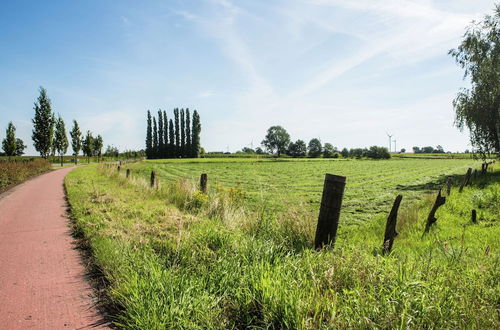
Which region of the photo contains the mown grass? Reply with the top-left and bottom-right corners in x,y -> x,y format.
126,158 -> 479,225
65,160 -> 499,329
0,158 -> 51,192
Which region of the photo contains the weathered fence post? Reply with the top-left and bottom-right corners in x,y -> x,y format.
424,189 -> 446,233
471,209 -> 477,223
459,168 -> 472,192
150,171 -> 156,188
446,177 -> 453,196
383,195 -> 403,255
473,169 -> 477,180
117,165 -> 121,172
126,169 -> 131,178
314,174 -> 346,250
200,173 -> 208,193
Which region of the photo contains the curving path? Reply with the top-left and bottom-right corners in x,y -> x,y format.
0,167 -> 109,329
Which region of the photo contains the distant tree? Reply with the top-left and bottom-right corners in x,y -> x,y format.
349,148 -> 365,158
400,148 -> 406,153
255,147 -> 264,154
366,146 -> 391,159
261,126 -> 290,157
341,147 -> 349,158
412,146 -> 421,153
158,110 -> 164,159
422,146 -> 434,153
163,110 -> 168,158
464,149 -> 470,153
2,122 -> 17,156
174,108 -> 180,157
323,143 -> 336,158
434,145 -> 445,153
186,109 -> 191,158
153,117 -> 158,159
241,147 -> 255,154
15,138 -> 27,156
70,120 -> 82,164
146,111 -> 153,159
53,115 -> 69,166
308,138 -> 322,158
93,134 -> 103,162
82,131 -> 94,163
104,145 -> 119,158
180,109 -> 186,157
32,87 -> 55,158
169,119 -> 175,158
449,5 -> 500,155
191,110 -> 201,158
287,139 -> 307,157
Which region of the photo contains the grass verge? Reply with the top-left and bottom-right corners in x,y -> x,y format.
65,164 -> 499,329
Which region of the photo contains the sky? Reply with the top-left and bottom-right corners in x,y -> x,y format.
0,0 -> 496,155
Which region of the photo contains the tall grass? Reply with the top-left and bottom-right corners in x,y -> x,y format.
0,158 -> 51,192
65,164 -> 499,329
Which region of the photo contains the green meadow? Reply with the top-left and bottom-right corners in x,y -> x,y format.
64,158 -> 499,328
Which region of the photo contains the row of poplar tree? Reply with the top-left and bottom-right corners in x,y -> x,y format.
145,108 -> 201,159
30,87 -> 104,164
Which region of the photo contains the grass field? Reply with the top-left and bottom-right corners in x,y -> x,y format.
64,158 -> 499,328
126,158 -> 479,225
0,158 -> 51,192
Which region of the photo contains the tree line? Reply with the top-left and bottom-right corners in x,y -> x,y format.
258,125 -> 390,159
145,108 -> 201,159
1,87 -> 104,165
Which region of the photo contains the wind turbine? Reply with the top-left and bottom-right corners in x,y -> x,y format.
386,132 -> 393,152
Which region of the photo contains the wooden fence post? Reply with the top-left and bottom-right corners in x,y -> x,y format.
471,209 -> 477,223
459,168 -> 472,193
126,169 -> 131,178
117,166 -> 121,172
314,174 -> 346,250
383,195 -> 403,255
200,173 -> 208,193
424,189 -> 446,233
446,177 -> 453,196
150,171 -> 156,188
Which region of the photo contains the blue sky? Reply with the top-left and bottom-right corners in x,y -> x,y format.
0,0 -> 496,155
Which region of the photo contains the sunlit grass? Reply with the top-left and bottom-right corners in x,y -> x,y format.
65,161 -> 499,329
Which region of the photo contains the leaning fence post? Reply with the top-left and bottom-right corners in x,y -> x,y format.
314,174 -> 346,250
383,195 -> 403,255
471,209 -> 477,223
150,171 -> 156,188
459,168 -> 472,192
117,166 -> 121,172
200,173 -> 208,193
446,177 -> 453,196
126,169 -> 131,178
424,189 -> 446,233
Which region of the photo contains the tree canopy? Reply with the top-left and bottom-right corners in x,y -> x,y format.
2,122 -> 17,156
32,87 -> 54,158
261,126 -> 290,157
449,5 -> 500,155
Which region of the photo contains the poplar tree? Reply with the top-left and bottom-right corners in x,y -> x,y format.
82,131 -> 94,163
93,134 -> 103,162
163,110 -> 168,158
32,87 -> 54,159
2,122 -> 17,157
169,119 -> 175,158
174,108 -> 180,157
146,110 -> 153,159
186,108 -> 191,158
158,110 -> 164,158
70,120 -> 82,164
53,115 -> 69,166
180,108 -> 185,157
153,117 -> 158,159
191,110 -> 201,158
